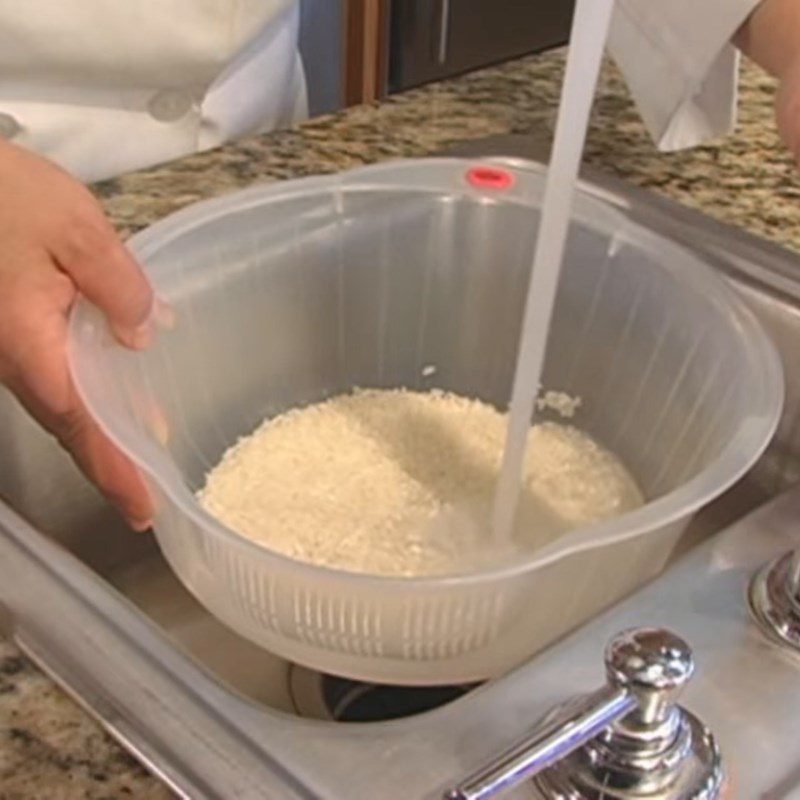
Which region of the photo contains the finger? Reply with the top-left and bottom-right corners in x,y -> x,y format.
65,406 -> 155,530
2,279 -> 154,529
9,369 -> 155,530
48,198 -> 155,350
9,360 -> 156,529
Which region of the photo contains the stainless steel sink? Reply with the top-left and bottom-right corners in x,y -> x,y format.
2,138 -> 800,798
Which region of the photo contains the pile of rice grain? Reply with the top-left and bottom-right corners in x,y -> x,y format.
198,389 -> 643,576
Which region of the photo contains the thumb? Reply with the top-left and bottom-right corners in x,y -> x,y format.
50,205 -> 155,350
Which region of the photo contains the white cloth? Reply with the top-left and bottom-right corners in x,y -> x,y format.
0,0 -> 306,182
607,0 -> 762,150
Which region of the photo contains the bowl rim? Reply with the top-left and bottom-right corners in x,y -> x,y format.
67,157 -> 786,589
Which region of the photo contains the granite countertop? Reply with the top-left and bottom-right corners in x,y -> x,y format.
94,50 -> 799,247
1,50 -> 797,799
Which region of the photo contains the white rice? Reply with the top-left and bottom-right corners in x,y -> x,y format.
198,388 -> 643,576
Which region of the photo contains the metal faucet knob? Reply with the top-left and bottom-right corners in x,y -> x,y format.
605,628 -> 694,725
749,549 -> 800,652
444,627 -> 722,800
536,628 -> 721,799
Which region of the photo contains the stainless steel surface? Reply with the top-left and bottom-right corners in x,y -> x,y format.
790,547 -> 800,593
2,139 -> 800,797
388,1 -> 573,92
749,550 -> 800,651
448,629 -> 721,800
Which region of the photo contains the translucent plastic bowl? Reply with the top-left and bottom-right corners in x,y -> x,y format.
69,158 -> 783,684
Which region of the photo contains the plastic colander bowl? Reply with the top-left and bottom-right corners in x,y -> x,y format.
68,158 -> 783,684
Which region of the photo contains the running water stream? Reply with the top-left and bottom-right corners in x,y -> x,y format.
491,0 -> 617,542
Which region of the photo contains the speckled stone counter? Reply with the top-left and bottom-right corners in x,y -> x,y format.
95,51 -> 798,248
1,50 -> 796,799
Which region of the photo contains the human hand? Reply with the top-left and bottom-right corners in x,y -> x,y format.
0,138 -> 156,529
734,0 -> 800,164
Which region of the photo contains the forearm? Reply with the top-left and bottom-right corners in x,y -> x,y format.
734,0 -> 800,78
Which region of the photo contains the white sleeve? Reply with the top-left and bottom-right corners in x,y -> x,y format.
607,0 -> 762,151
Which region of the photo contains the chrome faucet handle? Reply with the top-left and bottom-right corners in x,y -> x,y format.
444,628 -> 723,800
749,548 -> 800,651
604,627 -> 694,724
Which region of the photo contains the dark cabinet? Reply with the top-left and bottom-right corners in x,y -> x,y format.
388,0 -> 575,92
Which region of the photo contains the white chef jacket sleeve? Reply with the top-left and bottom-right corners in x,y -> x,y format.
607,0 -> 762,151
